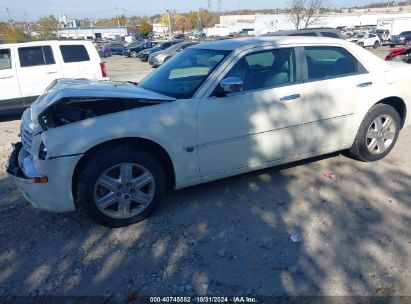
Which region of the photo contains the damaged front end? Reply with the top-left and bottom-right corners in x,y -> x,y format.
38,97 -> 165,130
29,78 -> 176,130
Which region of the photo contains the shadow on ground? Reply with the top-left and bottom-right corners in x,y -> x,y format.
1,145 -> 410,297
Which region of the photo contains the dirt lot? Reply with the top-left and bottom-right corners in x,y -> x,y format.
1,46 -> 411,298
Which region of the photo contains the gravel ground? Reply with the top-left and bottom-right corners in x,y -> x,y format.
1,47 -> 411,298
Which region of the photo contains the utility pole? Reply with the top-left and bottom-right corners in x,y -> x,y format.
167,9 -> 172,38
6,7 -> 14,30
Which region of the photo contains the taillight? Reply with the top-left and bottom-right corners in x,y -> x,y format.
100,62 -> 107,78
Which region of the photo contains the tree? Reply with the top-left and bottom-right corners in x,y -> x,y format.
175,14 -> 191,33
117,14 -> 127,26
139,19 -> 153,37
197,9 -> 217,29
288,0 -> 329,29
187,11 -> 199,30
37,15 -> 58,40
4,27 -> 31,43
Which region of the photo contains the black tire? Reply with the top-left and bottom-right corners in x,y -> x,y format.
373,41 -> 379,49
76,146 -> 167,227
130,51 -> 138,58
164,56 -> 171,62
350,104 -> 401,162
390,44 -> 395,47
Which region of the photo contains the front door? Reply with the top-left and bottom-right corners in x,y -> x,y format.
197,47 -> 306,178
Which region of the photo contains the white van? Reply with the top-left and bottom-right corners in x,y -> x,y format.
0,40 -> 108,111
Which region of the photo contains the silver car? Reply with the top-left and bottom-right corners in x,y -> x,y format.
148,42 -> 198,67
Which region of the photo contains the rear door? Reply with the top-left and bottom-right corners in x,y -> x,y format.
302,45 -> 373,150
0,47 -> 23,109
58,44 -> 98,79
16,45 -> 64,101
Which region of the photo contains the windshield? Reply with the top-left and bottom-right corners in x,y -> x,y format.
139,48 -> 231,99
355,34 -> 365,38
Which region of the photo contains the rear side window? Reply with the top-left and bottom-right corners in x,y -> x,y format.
60,45 -> 90,63
321,32 -> 340,38
18,46 -> 55,67
0,49 -> 12,70
304,46 -> 367,80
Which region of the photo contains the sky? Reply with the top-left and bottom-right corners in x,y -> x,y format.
0,0 -> 383,21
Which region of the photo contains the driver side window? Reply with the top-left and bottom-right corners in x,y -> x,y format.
225,48 -> 296,92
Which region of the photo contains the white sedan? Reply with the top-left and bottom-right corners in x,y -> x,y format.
8,36 -> 411,227
349,33 -> 381,48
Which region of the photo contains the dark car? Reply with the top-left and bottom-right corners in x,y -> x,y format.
137,40 -> 182,62
126,41 -> 159,58
261,28 -> 344,39
99,43 -> 126,55
390,31 -> 411,47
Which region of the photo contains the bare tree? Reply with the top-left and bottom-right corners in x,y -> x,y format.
288,0 -> 329,29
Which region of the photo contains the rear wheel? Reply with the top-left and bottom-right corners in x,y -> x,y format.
350,104 -> 401,162
76,146 -> 167,227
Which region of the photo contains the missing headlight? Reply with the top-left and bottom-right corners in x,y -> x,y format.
39,141 -> 48,160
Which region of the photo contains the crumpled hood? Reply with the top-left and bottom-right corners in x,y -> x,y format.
30,78 -> 175,126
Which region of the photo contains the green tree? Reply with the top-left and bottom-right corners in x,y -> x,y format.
36,15 -> 58,40
139,19 -> 153,37
187,11 -> 199,30
4,27 -> 31,43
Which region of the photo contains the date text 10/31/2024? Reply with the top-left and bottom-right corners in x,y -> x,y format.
149,296 -> 258,303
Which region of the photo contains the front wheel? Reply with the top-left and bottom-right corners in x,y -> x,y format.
373,41 -> 380,48
76,146 -> 167,227
130,51 -> 138,58
350,104 -> 401,162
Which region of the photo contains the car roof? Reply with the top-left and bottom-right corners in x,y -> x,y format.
190,36 -> 345,51
0,40 -> 93,48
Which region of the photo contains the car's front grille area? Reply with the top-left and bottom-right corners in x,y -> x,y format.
21,127 -> 33,154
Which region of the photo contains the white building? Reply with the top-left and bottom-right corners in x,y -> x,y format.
58,26 -> 128,40
152,23 -> 169,34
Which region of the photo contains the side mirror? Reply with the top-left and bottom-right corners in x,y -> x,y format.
219,77 -> 244,94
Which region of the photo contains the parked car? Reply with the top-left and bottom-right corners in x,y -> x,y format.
261,28 -> 344,39
125,41 -> 159,58
137,40 -> 182,61
0,40 -> 107,112
7,36 -> 411,227
349,33 -> 381,48
385,43 -> 411,62
148,41 -> 198,67
390,31 -> 411,46
99,42 -> 126,55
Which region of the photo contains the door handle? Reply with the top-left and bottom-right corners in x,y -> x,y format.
0,75 -> 13,79
280,94 -> 301,101
45,70 -> 58,74
357,81 -> 373,87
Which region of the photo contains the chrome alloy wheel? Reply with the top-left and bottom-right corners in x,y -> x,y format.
366,115 -> 396,154
93,163 -> 155,219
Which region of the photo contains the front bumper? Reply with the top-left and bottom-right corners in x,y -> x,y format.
7,142 -> 81,213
